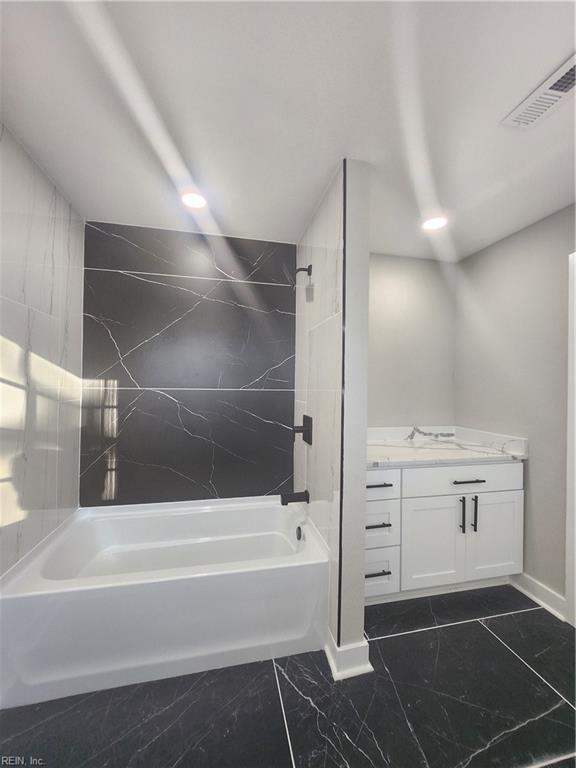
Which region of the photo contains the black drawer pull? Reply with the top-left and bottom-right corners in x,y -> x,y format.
365,569 -> 392,579
452,479 -> 486,485
459,496 -> 466,533
367,482 -> 394,489
366,522 -> 392,530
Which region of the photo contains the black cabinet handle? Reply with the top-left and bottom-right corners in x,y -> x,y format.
367,482 -> 394,489
452,479 -> 486,485
472,495 -> 479,532
366,522 -> 392,530
365,569 -> 392,579
459,496 -> 466,533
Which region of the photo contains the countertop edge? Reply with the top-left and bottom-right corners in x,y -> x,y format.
366,455 -> 527,470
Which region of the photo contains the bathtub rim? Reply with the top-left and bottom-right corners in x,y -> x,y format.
1,496 -> 326,597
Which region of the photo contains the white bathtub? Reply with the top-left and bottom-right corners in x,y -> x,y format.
0,497 -> 329,708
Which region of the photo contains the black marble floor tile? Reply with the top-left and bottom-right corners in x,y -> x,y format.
85,221 -> 296,284
277,621 -> 575,768
543,758 -> 576,768
483,609 -> 575,705
0,660 -> 292,768
83,268 -> 295,389
365,585 -> 539,639
80,388 -> 293,506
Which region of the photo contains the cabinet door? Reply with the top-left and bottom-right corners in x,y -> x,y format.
401,496 -> 467,591
465,491 -> 524,580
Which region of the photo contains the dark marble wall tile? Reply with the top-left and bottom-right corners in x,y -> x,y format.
83,269 -> 294,389
80,388 -> 293,506
81,222 -> 296,506
483,609 -> 575,705
85,221 -> 296,284
365,585 -> 539,639
277,621 -> 575,768
0,660 -> 292,768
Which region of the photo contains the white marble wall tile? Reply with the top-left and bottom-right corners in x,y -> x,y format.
294,165 -> 344,640
293,397 -> 307,489
0,126 -> 83,574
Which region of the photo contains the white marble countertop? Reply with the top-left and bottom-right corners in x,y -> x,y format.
366,426 -> 528,469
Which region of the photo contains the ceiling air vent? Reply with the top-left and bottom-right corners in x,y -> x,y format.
502,55 -> 575,128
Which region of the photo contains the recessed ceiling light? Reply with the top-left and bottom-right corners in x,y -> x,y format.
422,216 -> 448,231
181,192 -> 207,209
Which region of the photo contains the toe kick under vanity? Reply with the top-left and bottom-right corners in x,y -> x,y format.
364,427 -> 528,601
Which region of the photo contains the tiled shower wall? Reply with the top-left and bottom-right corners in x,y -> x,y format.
294,160 -> 370,653
80,223 -> 296,506
294,167 -> 344,638
0,126 -> 84,574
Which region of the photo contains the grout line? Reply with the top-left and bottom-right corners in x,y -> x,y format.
84,267 -> 293,288
480,621 -> 576,711
79,386 -> 297,392
273,659 -> 296,768
366,606 -> 542,642
525,752 -> 576,768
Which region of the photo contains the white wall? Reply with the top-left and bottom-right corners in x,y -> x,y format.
339,160 -> 371,651
456,205 -> 575,596
295,160 -> 371,675
566,253 -> 575,623
294,164 -> 344,642
368,255 -> 456,426
368,206 -> 574,598
0,125 -> 84,574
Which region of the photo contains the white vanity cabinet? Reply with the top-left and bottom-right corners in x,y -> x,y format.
364,469 -> 401,597
400,495 -> 467,590
464,490 -> 524,581
365,460 -> 524,600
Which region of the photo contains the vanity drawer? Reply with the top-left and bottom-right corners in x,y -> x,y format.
366,469 -> 401,500
364,546 -> 400,597
403,462 -> 524,498
365,499 -> 401,548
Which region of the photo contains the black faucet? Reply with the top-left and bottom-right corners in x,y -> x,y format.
280,490 -> 310,506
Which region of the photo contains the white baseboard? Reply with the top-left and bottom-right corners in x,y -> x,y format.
365,576 -> 509,606
510,573 -> 568,622
324,630 -> 373,681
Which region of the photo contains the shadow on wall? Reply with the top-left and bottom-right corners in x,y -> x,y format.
1,331 -> 82,561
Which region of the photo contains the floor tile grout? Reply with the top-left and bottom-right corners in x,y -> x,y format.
531,752 -> 576,767
528,751 -> 576,768
272,659 -> 296,768
366,605 -> 542,642
479,621 -> 576,711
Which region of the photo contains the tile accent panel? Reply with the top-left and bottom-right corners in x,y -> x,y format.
0,125 -> 84,574
81,222 -> 295,505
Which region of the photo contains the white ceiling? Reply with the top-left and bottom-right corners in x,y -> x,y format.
1,1 -> 574,260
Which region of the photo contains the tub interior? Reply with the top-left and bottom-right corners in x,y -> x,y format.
39,504 -> 303,581
47,532 -> 297,580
